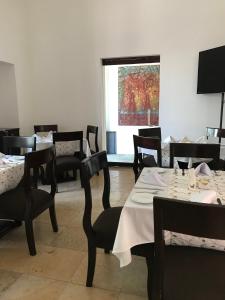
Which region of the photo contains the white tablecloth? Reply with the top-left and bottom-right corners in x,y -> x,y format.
0,156 -> 24,195
112,167 -> 225,267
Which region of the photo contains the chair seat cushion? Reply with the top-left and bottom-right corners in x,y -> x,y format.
162,245 -> 225,300
56,155 -> 81,172
93,207 -> 123,249
0,187 -> 54,220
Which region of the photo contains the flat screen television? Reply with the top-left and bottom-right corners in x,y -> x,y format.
197,45 -> 225,94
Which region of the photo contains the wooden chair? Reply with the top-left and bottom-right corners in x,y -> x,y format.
53,131 -> 84,189
138,127 -> 161,140
153,196 -> 225,300
0,147 -> 58,255
81,151 -> 123,287
169,142 -> 220,170
3,136 -> 36,155
82,151 -> 155,297
133,135 -> 162,182
86,125 -> 99,154
34,124 -> 58,133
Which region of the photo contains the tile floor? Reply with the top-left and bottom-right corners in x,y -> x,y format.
0,167 -> 149,300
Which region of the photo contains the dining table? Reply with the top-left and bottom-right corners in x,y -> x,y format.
0,155 -> 25,237
112,166 -> 225,267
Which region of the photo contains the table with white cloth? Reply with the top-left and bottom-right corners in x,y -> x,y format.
0,155 -> 25,236
112,167 -> 225,267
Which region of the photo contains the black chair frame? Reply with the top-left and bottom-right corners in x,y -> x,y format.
169,142 -> 220,169
153,196 -> 225,300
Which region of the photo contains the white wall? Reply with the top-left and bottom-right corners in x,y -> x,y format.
0,61 -> 19,127
0,0 -> 31,135
23,0 -> 225,146
1,0 -> 225,144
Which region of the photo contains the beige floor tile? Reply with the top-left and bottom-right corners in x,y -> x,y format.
0,166 -> 149,299
0,243 -> 85,281
72,253 -> 123,292
0,274 -> 66,300
50,225 -> 87,251
118,292 -> 147,300
59,283 -> 118,300
120,257 -> 148,297
0,270 -> 21,293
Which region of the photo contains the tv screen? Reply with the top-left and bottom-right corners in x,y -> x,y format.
197,45 -> 225,94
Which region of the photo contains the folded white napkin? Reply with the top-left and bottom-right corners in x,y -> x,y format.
195,162 -> 212,176
140,170 -> 168,187
163,135 -> 177,144
162,136 -> 177,150
195,136 -> 207,143
33,131 -> 53,143
190,190 -> 217,204
180,136 -> 192,143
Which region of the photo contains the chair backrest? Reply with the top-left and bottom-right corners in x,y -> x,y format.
3,136 -> 36,155
34,124 -> 58,133
138,127 -> 161,140
153,196 -> 225,298
81,151 -> 110,237
133,134 -> 162,166
169,142 -> 220,168
217,128 -> 225,139
24,146 -> 56,195
53,131 -> 84,158
86,125 -> 99,154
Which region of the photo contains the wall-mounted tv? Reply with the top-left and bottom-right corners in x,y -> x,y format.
197,45 -> 225,94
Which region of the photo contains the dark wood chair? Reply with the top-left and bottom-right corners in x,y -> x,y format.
53,131 -> 84,189
0,147 -> 58,255
81,151 -> 123,287
86,125 -> 99,154
133,135 -> 162,182
34,124 -> 58,133
138,127 -> 161,140
2,136 -> 36,155
153,196 -> 225,300
169,142 -> 221,170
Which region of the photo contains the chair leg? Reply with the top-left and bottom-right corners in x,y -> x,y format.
86,244 -> 96,287
80,169 -> 84,188
146,256 -> 154,300
49,205 -> 58,232
25,219 -> 36,256
104,249 -> 110,254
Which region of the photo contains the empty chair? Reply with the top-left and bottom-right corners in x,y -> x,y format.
133,134 -> 162,182
0,147 -> 58,255
81,151 -> 123,287
86,125 -> 99,154
169,142 -> 220,170
153,196 -> 225,300
34,124 -> 58,134
138,126 -> 161,140
53,131 -> 84,189
3,136 -> 36,155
